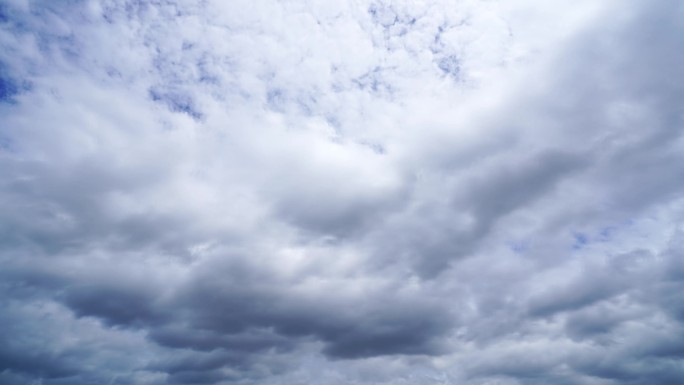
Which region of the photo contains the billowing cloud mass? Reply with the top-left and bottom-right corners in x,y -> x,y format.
1,0 -> 684,384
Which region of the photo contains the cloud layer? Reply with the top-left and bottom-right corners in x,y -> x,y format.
1,0 -> 684,384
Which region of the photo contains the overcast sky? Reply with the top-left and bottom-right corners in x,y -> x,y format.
1,1 -> 684,384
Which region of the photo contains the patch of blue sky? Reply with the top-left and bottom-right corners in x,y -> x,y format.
570,219 -> 636,251
0,68 -> 20,151
598,226 -> 616,242
437,55 -> 461,79
0,7 -> 84,76
123,0 -> 163,21
295,92 -> 320,116
0,62 -> 30,104
598,219 -> 636,241
0,135 -> 14,153
433,23 -> 447,45
359,141 -> 386,155
368,4 -> 399,28
197,64 -> 222,87
368,3 -> 416,30
352,66 -> 395,96
0,5 -> 30,34
324,115 -> 341,129
0,4 -> 8,23
265,87 -> 328,120
52,34 -> 81,63
0,75 -> 19,103
509,239 -> 531,254
572,232 -> 589,250
266,88 -> 287,112
102,1 -> 161,24
149,88 -> 202,120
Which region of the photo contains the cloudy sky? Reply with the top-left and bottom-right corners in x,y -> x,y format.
1,0 -> 684,384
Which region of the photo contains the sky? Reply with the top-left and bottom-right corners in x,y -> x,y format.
1,0 -> 684,384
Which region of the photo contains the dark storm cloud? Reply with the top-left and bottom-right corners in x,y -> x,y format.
0,347 -> 78,380
167,370 -> 231,385
148,326 -> 292,353
177,258 -> 449,339
55,254 -> 452,358
370,149 -> 588,277
0,247 -> 451,383
563,303 -> 629,341
62,282 -> 165,327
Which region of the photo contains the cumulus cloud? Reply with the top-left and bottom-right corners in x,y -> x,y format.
1,0 -> 683,384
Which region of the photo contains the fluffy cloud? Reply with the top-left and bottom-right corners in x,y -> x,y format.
1,0 -> 683,384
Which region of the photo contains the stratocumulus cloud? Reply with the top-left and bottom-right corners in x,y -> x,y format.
1,1 -> 683,384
